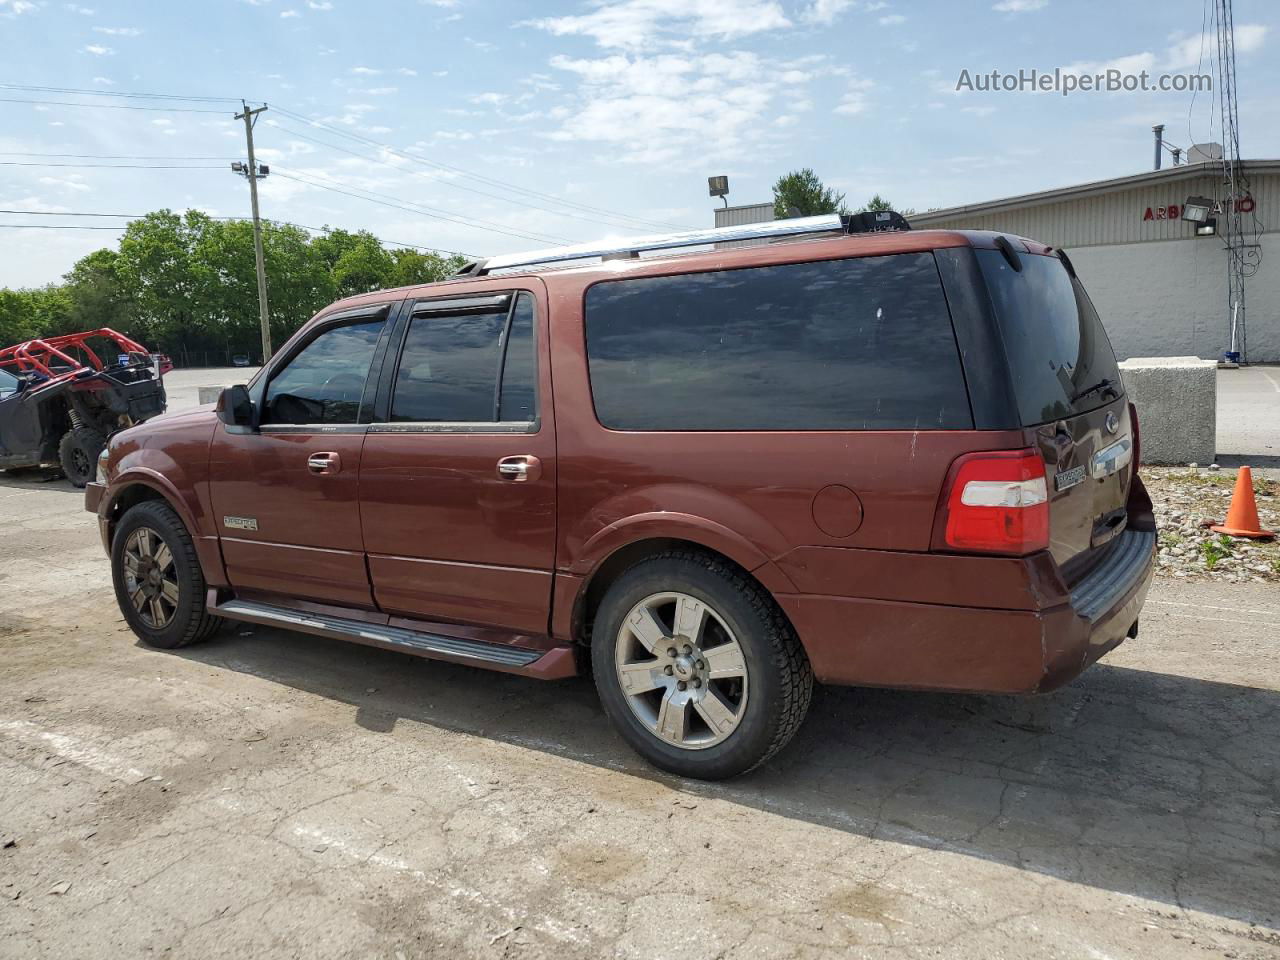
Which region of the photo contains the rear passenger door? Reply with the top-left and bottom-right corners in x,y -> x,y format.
359,283 -> 557,636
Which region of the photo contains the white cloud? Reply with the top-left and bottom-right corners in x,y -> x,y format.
83,43 -> 114,55
803,0 -> 855,23
363,86 -> 398,95
421,0 -> 458,5
39,175 -> 91,193
1,0 -> 37,14
834,78 -> 874,115
545,50 -> 807,164
992,0 -> 1047,11
396,67 -> 418,76
470,92 -> 507,106
93,25 -> 141,35
878,13 -> 904,25
307,0 -> 333,8
151,117 -> 172,126
66,4 -> 95,13
1166,24 -> 1266,70
92,76 -> 114,85
350,65 -> 382,75
528,0 -> 790,50
962,105 -> 997,116
280,8 -> 300,16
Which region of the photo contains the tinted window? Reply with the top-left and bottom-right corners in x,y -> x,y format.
391,293 -> 537,423
0,369 -> 17,399
584,253 -> 972,431
262,319 -> 384,425
977,250 -> 1123,425
498,294 -> 537,422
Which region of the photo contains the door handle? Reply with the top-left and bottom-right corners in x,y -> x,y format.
307,452 -> 342,475
496,455 -> 541,482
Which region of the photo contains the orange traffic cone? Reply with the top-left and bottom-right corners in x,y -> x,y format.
1211,466 -> 1275,539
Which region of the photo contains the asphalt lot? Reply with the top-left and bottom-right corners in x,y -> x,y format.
1,366 -> 1278,959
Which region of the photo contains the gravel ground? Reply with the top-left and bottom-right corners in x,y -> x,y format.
1145,466 -> 1280,582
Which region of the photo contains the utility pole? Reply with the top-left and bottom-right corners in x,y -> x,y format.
233,101 -> 272,363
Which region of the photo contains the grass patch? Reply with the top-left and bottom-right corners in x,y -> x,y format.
1201,537 -> 1232,570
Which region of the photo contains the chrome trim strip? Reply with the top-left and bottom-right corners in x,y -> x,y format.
483,214 -> 844,271
259,424 -> 369,435
211,598 -> 543,667
367,420 -> 538,435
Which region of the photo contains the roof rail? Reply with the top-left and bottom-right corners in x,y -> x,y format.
459,214 -> 844,276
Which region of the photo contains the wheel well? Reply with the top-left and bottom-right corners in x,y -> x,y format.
574,538 -> 770,646
104,483 -> 168,545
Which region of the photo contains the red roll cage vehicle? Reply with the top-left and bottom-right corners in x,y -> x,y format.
0,328 -> 170,487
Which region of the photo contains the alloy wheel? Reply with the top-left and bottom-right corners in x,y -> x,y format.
613,591 -> 749,750
122,527 -> 179,629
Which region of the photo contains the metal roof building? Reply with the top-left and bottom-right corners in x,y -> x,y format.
910,160 -> 1280,363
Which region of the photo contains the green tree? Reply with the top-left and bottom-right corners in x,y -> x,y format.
388,248 -> 465,288
772,168 -> 847,218
0,289 -> 38,346
63,248 -> 136,336
856,194 -> 915,217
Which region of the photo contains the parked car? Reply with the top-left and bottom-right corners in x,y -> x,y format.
2,328 -> 169,487
86,216 -> 1155,779
232,354 -> 251,367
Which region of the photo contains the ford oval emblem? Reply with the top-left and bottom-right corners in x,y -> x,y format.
1105,411 -> 1119,435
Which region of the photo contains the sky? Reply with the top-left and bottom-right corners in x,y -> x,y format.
1,0 -> 1278,288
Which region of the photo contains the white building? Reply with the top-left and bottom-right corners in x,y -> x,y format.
910,161 -> 1279,363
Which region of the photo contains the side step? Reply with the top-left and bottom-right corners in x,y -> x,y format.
211,598 -> 545,669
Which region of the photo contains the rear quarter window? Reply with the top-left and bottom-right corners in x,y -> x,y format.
584,253 -> 973,431
977,250 -> 1123,425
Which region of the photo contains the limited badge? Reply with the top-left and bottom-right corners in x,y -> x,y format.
223,516 -> 259,531
1055,465 -> 1087,492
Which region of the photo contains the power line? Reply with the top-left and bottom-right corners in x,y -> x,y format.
0,151 -> 239,160
0,161 -> 223,169
0,96 -> 230,114
270,107 -> 692,233
0,210 -> 471,256
272,168 -> 571,245
0,82 -> 241,104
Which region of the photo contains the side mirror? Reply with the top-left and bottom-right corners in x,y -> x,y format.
216,384 -> 255,427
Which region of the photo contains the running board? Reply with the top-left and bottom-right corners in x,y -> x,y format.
211,597 -> 551,671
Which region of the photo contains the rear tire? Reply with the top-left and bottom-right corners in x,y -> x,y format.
111,500 -> 222,649
59,426 -> 105,488
591,550 -> 813,780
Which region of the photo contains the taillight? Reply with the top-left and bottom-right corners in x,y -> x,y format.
1128,402 -> 1141,475
933,449 -> 1049,555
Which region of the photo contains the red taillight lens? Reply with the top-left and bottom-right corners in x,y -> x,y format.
1128,401 -> 1141,475
933,449 -> 1049,555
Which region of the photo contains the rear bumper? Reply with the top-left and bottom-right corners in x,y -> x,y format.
778,529 -> 1156,695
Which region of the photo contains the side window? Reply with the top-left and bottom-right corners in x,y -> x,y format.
498,293 -> 537,422
262,319 -> 384,425
584,254 -> 972,431
390,292 -> 537,424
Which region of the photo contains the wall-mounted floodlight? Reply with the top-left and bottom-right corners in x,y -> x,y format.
708,175 -> 729,208
1195,218 -> 1217,237
1181,196 -> 1214,223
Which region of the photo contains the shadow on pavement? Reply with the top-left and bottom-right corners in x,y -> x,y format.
171,626 -> 1280,931
1217,453 -> 1280,470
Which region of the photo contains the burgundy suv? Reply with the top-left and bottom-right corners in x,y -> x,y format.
86,217 -> 1156,779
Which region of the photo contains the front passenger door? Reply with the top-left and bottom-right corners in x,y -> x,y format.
208,308 -> 391,608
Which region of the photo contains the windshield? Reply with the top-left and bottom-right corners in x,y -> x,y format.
0,369 -> 18,399
977,249 -> 1123,425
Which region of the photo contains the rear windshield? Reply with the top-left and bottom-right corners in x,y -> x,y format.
584,252 -> 973,431
977,249 -> 1122,425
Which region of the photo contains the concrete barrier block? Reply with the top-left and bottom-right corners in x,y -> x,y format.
197,386 -> 226,405
1117,356 -> 1216,465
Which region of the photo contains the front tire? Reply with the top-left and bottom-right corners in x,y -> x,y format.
591,551 -> 813,780
111,500 -> 222,649
59,426 -> 105,488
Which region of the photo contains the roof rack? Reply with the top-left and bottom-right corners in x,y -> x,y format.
454,213 -> 845,277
